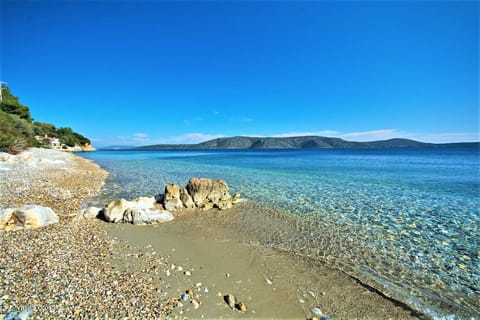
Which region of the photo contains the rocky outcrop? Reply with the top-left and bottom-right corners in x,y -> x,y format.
0,205 -> 59,231
84,178 -> 241,225
163,184 -> 184,211
102,197 -> 173,225
162,178 -> 240,211
186,178 -> 234,210
180,187 -> 195,209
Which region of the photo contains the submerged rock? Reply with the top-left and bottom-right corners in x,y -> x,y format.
0,205 -> 59,231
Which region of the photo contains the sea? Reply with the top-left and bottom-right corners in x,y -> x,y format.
80,147 -> 479,319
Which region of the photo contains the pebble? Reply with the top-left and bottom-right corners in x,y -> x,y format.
236,301 -> 247,312
311,307 -> 323,317
184,271 -> 191,276
224,294 -> 236,309
180,293 -> 191,301
191,299 -> 200,309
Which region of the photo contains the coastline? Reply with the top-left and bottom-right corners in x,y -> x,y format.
1,148 -> 422,319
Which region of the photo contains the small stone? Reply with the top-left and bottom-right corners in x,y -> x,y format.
236,302 -> 247,312
195,282 -> 202,287
225,273 -> 231,278
191,299 -> 200,309
180,293 -> 190,301
186,289 -> 194,296
184,271 -> 191,276
265,278 -> 273,285
311,307 -> 323,317
224,294 -> 236,309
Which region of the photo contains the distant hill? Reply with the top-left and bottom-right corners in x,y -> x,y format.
100,145 -> 137,150
137,136 -> 479,150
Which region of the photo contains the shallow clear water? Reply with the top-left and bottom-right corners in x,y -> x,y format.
80,147 -> 480,319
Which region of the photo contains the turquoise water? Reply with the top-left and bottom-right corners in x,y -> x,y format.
80,148 -> 479,319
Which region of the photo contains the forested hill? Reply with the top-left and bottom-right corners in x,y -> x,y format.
0,86 -> 91,153
137,136 -> 479,150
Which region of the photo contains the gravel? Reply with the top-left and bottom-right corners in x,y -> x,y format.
0,148 -> 180,319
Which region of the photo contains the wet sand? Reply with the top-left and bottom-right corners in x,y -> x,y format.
107,207 -> 422,319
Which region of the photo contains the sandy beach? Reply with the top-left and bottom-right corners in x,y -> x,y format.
0,148 -> 422,319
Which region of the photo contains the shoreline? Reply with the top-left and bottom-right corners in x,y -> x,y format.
1,148 -> 422,319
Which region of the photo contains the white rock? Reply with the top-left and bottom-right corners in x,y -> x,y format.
0,205 -> 59,231
80,206 -> 102,219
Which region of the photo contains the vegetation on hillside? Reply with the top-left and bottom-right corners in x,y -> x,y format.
0,86 -> 90,153
137,136 -> 479,150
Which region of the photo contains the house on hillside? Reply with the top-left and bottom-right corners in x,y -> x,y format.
35,135 -> 61,148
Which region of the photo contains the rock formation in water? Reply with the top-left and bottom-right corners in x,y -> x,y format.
79,178 -> 242,225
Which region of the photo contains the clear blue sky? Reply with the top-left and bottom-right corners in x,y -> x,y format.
1,1 -> 478,146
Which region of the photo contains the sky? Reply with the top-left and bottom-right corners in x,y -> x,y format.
1,0 -> 478,147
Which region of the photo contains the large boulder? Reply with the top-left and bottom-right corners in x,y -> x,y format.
0,205 -> 59,231
103,197 -> 173,225
185,178 -> 233,210
163,184 -> 184,211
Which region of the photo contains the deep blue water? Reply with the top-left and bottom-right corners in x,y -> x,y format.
80,147 -> 479,319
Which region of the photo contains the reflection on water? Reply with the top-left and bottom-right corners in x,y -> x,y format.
81,148 -> 480,319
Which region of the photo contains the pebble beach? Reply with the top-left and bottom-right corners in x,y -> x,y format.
0,149 -> 181,319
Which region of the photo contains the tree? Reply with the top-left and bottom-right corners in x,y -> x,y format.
0,88 -> 32,122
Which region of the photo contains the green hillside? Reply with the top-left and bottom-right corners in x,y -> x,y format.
137,136 -> 479,150
0,86 -> 90,154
